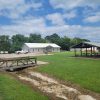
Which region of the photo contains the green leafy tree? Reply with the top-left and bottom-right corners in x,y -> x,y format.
0,35 -> 11,52
70,37 -> 90,46
59,36 -> 71,50
0,33 -> 91,52
11,34 -> 28,51
29,34 -> 46,43
45,33 -> 61,44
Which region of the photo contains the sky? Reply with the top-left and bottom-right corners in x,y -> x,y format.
0,0 -> 100,42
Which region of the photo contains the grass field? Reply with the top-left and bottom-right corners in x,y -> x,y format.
0,52 -> 100,100
0,73 -> 48,100
37,52 -> 100,93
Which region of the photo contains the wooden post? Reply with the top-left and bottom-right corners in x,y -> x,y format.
17,60 -> 19,66
26,58 -> 29,65
6,61 -> 8,67
35,58 -> 37,64
93,47 -> 95,56
80,48 -> 82,56
86,47 -> 87,56
91,47 -> 92,56
74,48 -> 76,57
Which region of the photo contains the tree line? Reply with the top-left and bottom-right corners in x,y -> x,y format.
0,33 -> 90,53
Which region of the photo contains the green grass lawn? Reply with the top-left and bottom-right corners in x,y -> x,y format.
0,73 -> 48,100
0,52 -> 100,100
37,52 -> 100,93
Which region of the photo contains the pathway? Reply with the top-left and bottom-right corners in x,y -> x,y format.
18,71 -> 96,100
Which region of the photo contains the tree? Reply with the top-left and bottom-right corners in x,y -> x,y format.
45,33 -> 61,44
28,34 -> 46,43
70,37 -> 90,46
0,33 -> 91,52
0,35 -> 11,52
11,34 -> 28,51
59,36 -> 70,50
45,34 -> 71,50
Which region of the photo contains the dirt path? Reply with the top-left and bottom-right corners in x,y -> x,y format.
17,71 -> 96,100
0,53 -> 53,59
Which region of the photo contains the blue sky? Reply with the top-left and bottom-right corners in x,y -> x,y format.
0,0 -> 100,42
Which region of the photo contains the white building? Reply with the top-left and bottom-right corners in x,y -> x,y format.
22,43 -> 61,53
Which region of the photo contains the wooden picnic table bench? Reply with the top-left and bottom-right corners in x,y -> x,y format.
0,56 -> 37,71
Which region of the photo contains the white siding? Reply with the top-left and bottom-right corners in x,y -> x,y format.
22,45 -> 29,52
22,44 -> 60,53
53,48 -> 60,52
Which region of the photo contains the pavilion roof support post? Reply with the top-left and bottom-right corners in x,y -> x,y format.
74,48 -> 77,57
93,47 -> 95,56
93,47 -> 95,52
80,48 -> 82,56
86,47 -> 88,56
91,46 -> 92,57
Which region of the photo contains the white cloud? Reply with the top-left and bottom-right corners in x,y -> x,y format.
0,17 -> 46,35
50,0 -> 100,10
0,0 -> 42,19
63,10 -> 77,19
84,12 -> 100,23
46,11 -> 77,26
46,13 -> 65,26
84,15 -> 100,23
0,0 -> 23,9
0,17 -> 100,42
0,0 -> 100,42
15,18 -> 46,27
50,0 -> 82,10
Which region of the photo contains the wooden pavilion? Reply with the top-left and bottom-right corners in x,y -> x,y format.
72,42 -> 100,57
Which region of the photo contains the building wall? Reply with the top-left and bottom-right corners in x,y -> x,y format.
22,44 -> 60,53
53,48 -> 60,52
70,48 -> 80,51
22,45 -> 29,52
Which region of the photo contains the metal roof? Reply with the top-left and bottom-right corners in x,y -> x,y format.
84,42 -> 100,47
72,42 -> 100,48
24,43 -> 60,48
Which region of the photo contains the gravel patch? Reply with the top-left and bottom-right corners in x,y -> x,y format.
0,53 -> 53,59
